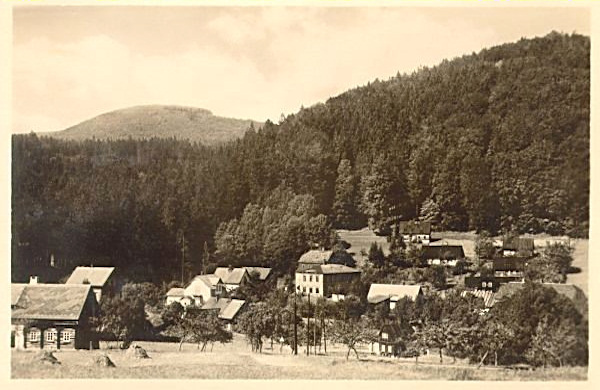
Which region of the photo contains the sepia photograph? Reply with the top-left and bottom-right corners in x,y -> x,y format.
5,0 -> 594,382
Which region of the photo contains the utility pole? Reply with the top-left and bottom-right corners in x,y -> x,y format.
306,293 -> 310,356
293,293 -> 298,355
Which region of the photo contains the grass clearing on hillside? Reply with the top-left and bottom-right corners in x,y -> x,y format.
338,228 -> 588,294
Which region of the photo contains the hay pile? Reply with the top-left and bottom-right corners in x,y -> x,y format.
34,350 -> 60,365
126,344 -> 150,359
94,354 -> 116,367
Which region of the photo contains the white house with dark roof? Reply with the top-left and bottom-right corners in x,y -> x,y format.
65,266 -> 116,302
295,263 -> 361,298
11,282 -> 99,350
367,284 -> 423,310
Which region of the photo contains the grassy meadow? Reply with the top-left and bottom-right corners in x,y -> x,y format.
11,334 -> 586,380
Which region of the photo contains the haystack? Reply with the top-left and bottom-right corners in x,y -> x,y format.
94,354 -> 116,367
126,343 -> 150,359
34,350 -> 60,365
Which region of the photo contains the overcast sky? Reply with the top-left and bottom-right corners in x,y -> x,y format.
12,5 -> 590,133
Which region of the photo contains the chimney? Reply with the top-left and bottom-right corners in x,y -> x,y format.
228,264 -> 233,272
29,276 -> 38,284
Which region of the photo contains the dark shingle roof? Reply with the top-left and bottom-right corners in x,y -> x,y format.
66,266 -> 114,287
502,237 -> 535,252
493,257 -> 528,271
421,245 -> 465,260
398,221 -> 431,235
11,284 -> 94,321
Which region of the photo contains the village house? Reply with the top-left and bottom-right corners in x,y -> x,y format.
165,287 -> 194,307
214,266 -> 273,291
200,297 -> 246,331
65,266 -> 116,302
296,249 -> 335,272
183,274 -> 224,306
11,281 -> 99,350
396,221 -> 432,244
367,283 -> 424,310
502,237 -> 535,257
295,263 -> 361,298
493,257 -> 528,279
421,245 -> 465,266
369,323 -> 405,357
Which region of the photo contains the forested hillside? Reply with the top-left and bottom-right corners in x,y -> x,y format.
42,105 -> 261,146
12,32 -> 589,283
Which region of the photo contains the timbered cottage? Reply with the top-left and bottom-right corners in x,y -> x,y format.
11,283 -> 98,350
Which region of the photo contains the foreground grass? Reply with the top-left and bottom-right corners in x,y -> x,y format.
11,338 -> 587,380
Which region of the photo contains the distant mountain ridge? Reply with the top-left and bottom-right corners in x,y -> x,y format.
42,105 -> 262,145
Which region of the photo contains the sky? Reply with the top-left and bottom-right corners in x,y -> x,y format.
11,5 -> 591,134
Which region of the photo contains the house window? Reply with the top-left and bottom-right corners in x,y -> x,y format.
45,329 -> 57,342
481,282 -> 486,288
309,288 -> 313,294
61,329 -> 75,343
303,287 -> 306,293
315,276 -> 319,282
28,329 -> 40,342
309,275 -> 312,282
315,288 -> 319,294
382,332 -> 389,340
303,275 -> 306,282
487,282 -> 493,288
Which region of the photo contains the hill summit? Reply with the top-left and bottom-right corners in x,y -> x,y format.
43,105 -> 261,145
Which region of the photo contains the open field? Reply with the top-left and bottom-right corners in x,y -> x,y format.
338,228 -> 588,295
11,334 -> 586,380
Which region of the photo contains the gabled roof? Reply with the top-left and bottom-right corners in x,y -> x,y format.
298,249 -> 334,264
11,284 -> 95,321
12,284 -> 27,307
502,237 -> 535,252
166,287 -> 185,297
422,245 -> 465,260
184,274 -> 222,296
219,299 -> 246,320
493,257 -> 528,271
244,267 -> 272,281
461,290 -> 496,308
367,284 -> 423,304
201,298 -> 246,320
215,267 -> 248,285
298,264 -> 361,275
398,221 -> 431,235
66,266 -> 115,287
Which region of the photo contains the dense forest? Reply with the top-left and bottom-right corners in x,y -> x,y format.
12,32 -> 589,283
